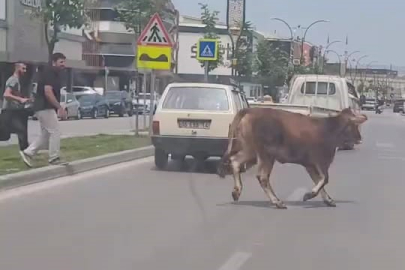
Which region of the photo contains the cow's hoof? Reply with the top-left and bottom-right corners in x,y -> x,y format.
324,200 -> 337,207
232,190 -> 240,202
303,192 -> 316,202
275,201 -> 287,209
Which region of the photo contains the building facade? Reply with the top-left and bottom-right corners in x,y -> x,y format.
82,0 -> 179,92
0,0 -> 86,100
176,15 -> 264,98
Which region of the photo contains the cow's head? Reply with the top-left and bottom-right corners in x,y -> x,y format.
339,108 -> 368,144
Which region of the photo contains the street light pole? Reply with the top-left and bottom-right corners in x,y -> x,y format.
325,49 -> 342,76
271,18 -> 294,67
322,40 -> 341,72
301,19 -> 329,65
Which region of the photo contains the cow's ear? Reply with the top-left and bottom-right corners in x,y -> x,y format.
350,114 -> 368,125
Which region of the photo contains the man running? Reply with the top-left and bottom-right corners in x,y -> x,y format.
1,62 -> 30,161
21,53 -> 68,167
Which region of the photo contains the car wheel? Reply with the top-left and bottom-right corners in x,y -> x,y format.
155,148 -> 168,170
128,106 -> 134,117
339,142 -> 355,151
171,154 -> 185,162
119,106 -> 125,117
92,108 -> 98,119
63,109 -> 69,121
76,109 -> 81,120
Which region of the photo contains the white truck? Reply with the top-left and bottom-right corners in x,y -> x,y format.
250,74 -> 362,149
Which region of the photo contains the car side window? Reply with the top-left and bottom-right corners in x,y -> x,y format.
240,94 -> 249,108
232,91 -> 242,111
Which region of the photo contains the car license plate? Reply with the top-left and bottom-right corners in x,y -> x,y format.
178,119 -> 211,129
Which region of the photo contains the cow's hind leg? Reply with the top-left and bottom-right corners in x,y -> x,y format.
303,165 -> 331,204
230,150 -> 252,202
305,166 -> 336,207
256,157 -> 287,209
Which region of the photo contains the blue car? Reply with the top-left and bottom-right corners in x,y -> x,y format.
77,94 -> 110,119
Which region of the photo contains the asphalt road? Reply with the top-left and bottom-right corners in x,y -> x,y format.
0,114 -> 150,147
1,111 -> 405,270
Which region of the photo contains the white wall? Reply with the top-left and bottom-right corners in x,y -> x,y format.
0,0 -> 5,20
177,32 -> 234,76
0,29 -> 6,52
98,21 -> 132,34
54,39 -> 82,61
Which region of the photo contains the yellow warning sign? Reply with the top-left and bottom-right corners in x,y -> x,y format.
137,45 -> 172,70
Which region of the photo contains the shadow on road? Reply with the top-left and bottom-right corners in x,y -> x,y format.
151,158 -> 222,175
217,200 -> 357,209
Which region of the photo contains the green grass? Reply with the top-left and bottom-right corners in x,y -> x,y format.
0,134 -> 151,176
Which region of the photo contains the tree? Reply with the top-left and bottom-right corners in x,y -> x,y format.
33,0 -> 88,63
254,40 -> 289,92
198,3 -> 223,73
115,0 -> 170,35
234,21 -> 254,78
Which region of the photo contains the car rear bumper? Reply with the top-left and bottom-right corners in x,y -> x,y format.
80,108 -> 94,117
151,135 -> 229,157
109,104 -> 124,113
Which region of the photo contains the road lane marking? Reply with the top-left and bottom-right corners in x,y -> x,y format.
378,156 -> 405,162
376,142 -> 395,148
0,157 -> 153,202
218,252 -> 252,270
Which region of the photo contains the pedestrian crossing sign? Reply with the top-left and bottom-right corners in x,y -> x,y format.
197,39 -> 219,61
137,13 -> 173,47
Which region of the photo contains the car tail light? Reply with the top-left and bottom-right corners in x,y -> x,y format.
152,121 -> 160,135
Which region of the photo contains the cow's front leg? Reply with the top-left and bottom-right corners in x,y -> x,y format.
303,165 -> 331,204
305,166 -> 336,207
230,151 -> 251,201
257,157 -> 287,209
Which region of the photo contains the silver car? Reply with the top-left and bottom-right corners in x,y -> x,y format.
60,92 -> 81,120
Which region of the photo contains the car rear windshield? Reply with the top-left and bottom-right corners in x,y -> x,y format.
162,87 -> 229,111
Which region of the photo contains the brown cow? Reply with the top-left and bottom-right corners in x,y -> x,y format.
217,107 -> 367,209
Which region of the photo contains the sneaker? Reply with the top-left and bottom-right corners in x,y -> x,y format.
49,157 -> 69,166
19,151 -> 33,168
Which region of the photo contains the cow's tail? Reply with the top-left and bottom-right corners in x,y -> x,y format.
217,108 -> 249,178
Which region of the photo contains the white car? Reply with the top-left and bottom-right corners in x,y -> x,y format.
151,82 -> 249,169
132,93 -> 159,114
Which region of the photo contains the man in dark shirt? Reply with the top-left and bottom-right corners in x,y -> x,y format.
21,53 -> 68,167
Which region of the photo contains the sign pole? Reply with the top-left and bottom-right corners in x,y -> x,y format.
142,71 -> 147,130
149,70 -> 156,136
136,13 -> 173,134
204,61 -> 209,82
135,74 -> 140,136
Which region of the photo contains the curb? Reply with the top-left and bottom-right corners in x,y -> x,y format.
0,146 -> 154,191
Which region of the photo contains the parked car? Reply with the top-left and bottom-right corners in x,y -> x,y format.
393,99 -> 404,113
77,94 -> 110,119
60,91 -> 81,120
151,82 -> 249,170
362,98 -> 377,111
105,91 -> 133,117
132,92 -> 159,114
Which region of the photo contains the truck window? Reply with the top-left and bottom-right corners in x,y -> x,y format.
300,82 -> 336,95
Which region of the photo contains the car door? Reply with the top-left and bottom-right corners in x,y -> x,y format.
99,96 -> 108,115
95,95 -> 103,114
66,93 -> 77,117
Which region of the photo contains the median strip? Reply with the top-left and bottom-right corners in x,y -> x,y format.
0,134 -> 154,190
